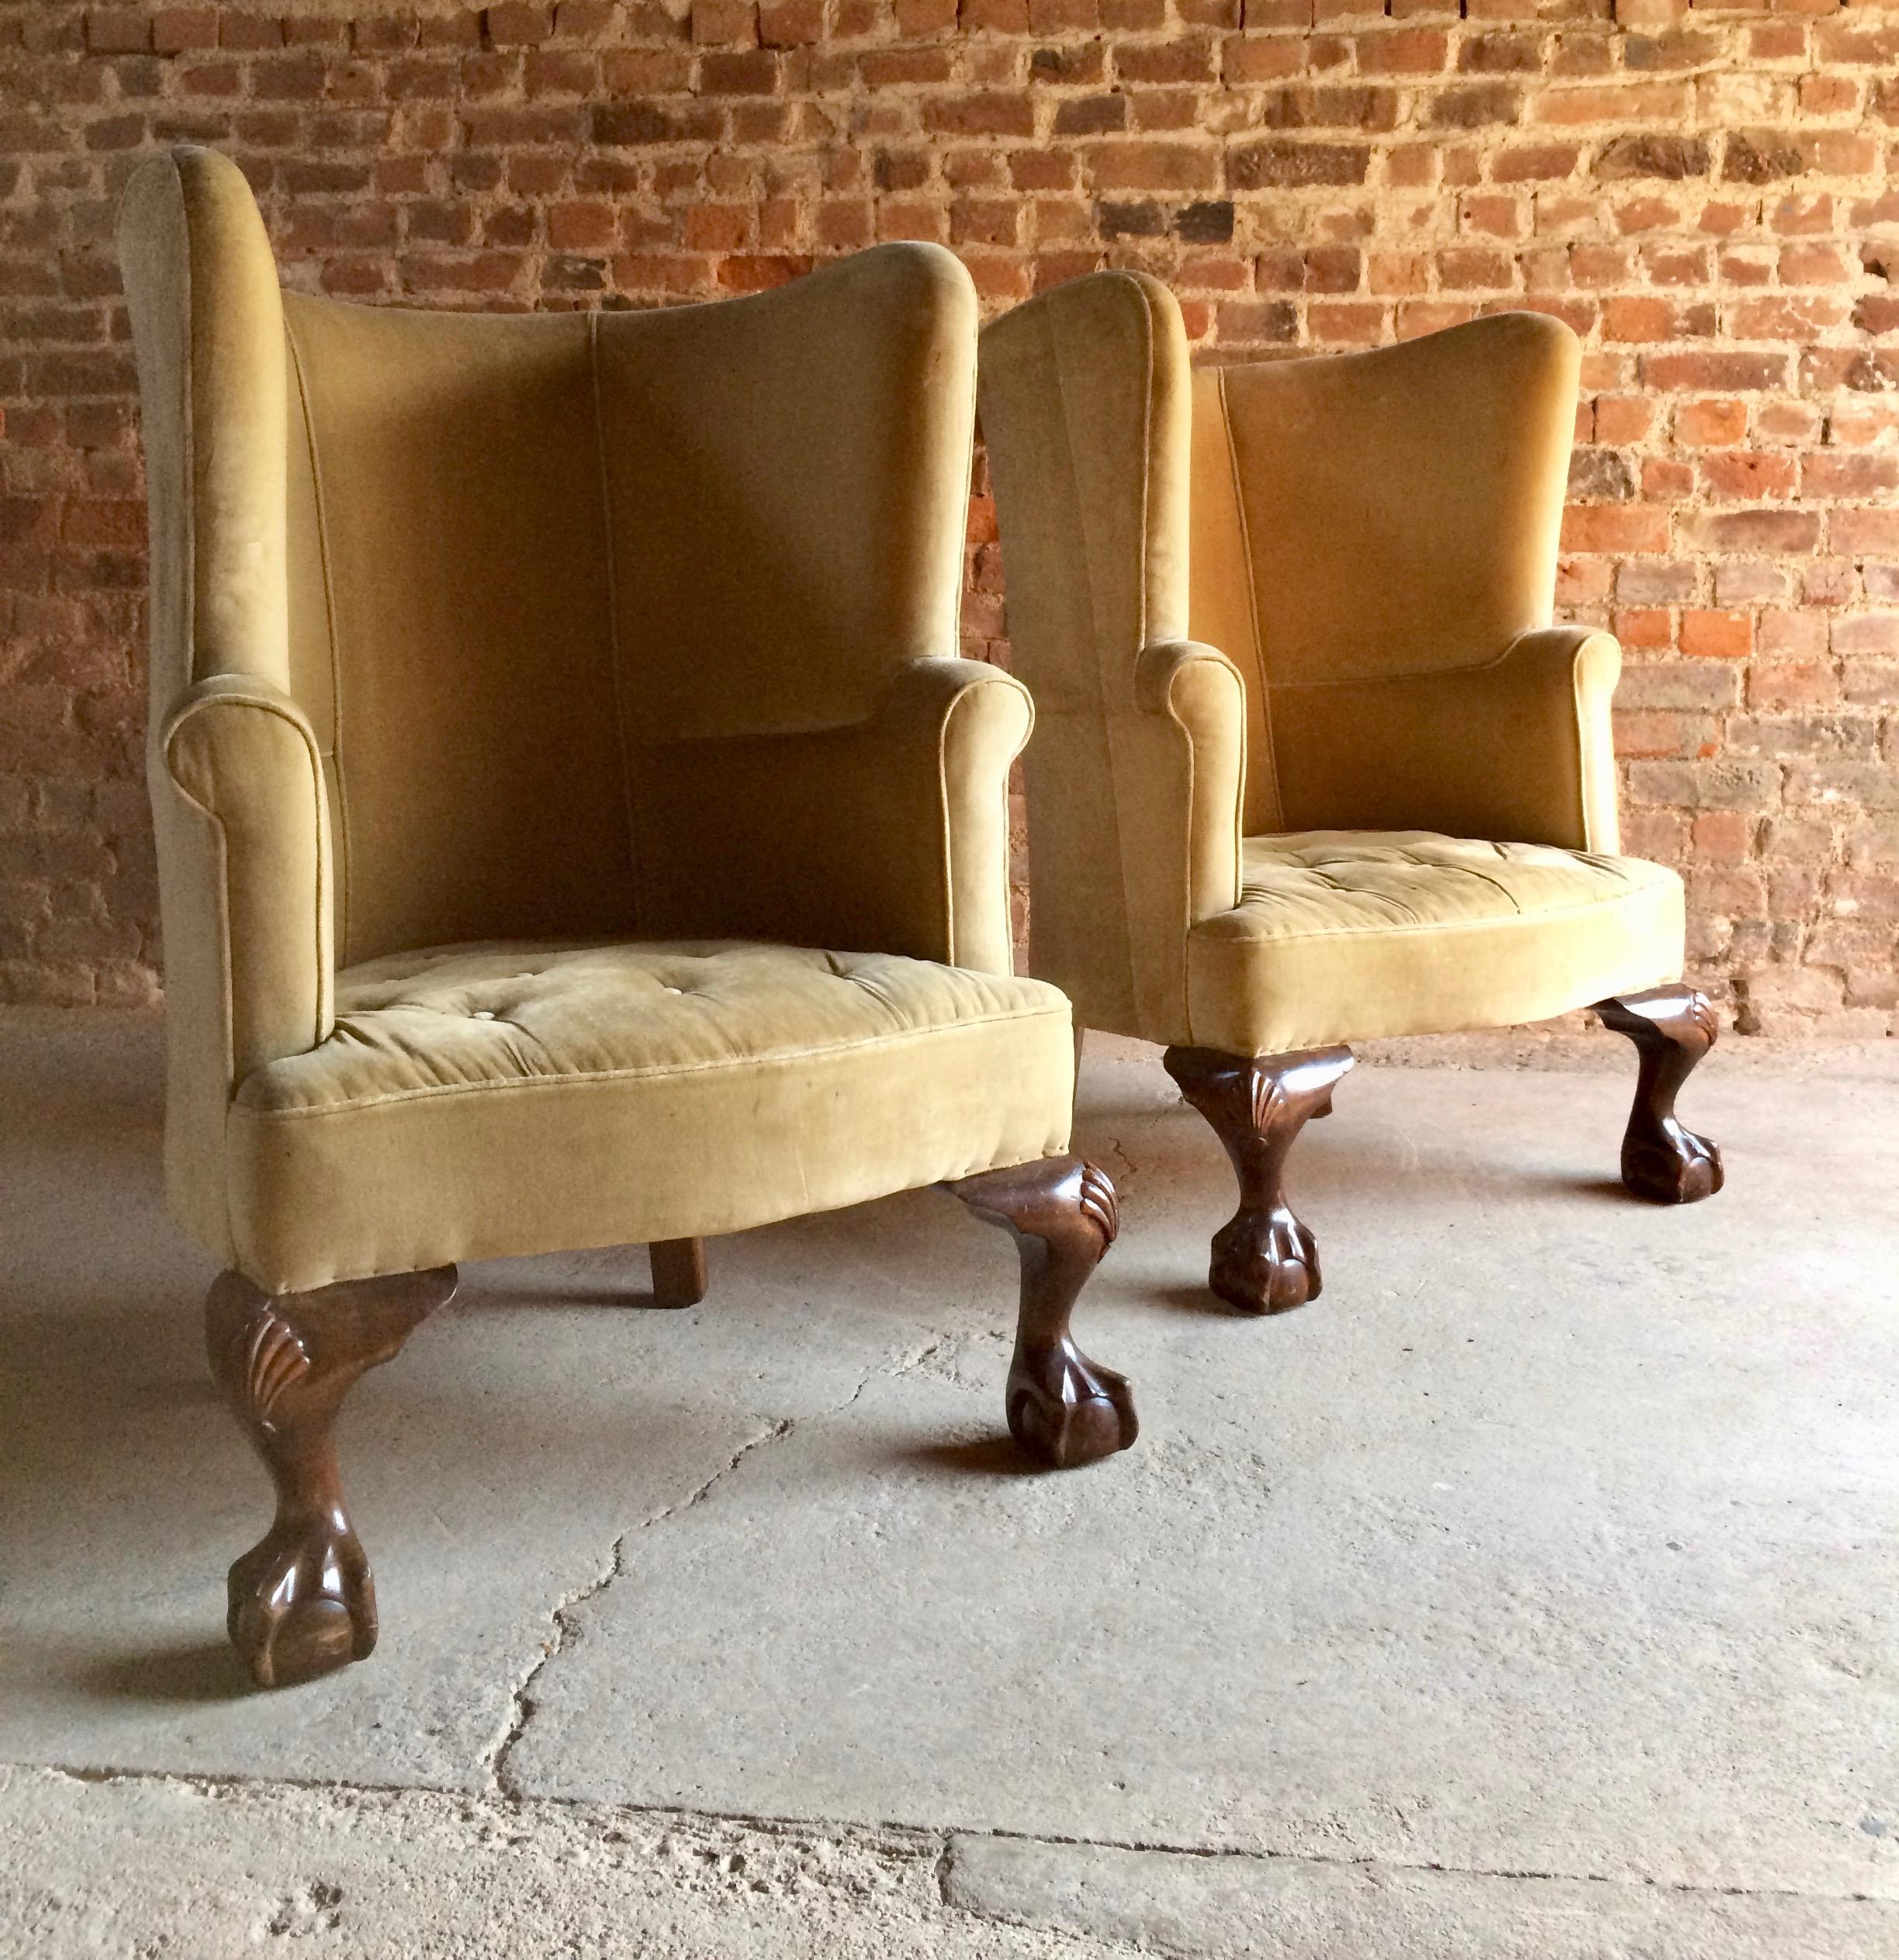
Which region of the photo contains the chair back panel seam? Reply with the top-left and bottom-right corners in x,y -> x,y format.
285,310 -> 351,959
586,308 -> 645,924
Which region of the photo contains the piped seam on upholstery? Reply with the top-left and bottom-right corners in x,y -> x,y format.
169,154 -> 198,688
951,342 -> 978,651
164,694 -> 331,1045
1268,645 -> 1528,690
1203,874 -> 1679,947
163,689 -> 327,1260
587,310 -> 645,917
1572,649 -> 1593,848
161,785 -> 239,1261
935,674 -> 1033,973
233,1000 -> 1074,1118
1266,623 -> 1615,693
285,313 -> 350,965
1571,632 -> 1614,852
934,684 -> 961,966
1217,364 -> 1281,835
1131,278 -> 1201,1040
1204,957 -> 1683,1053
169,161 -> 240,1256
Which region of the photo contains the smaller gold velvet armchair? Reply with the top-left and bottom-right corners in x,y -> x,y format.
979,272 -> 1721,1317
121,148 -> 1136,1690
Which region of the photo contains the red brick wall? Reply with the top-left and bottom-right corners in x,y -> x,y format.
4,0 -> 1897,1032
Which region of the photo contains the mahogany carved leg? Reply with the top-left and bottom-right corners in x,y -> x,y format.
1164,1044 -> 1354,1315
1593,987 -> 1724,1204
206,1266 -> 455,1689
943,1154 -> 1136,1469
648,1238 -> 707,1309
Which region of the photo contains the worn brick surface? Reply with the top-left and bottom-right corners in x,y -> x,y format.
2,0 -> 1897,1030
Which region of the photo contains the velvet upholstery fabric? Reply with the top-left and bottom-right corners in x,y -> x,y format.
120,145 -> 1064,1292
231,942 -> 1071,1290
978,271 -> 1684,1056
1188,833 -> 1681,1055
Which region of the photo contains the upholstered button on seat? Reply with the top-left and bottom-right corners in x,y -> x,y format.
1186,832 -> 1683,1054
227,941 -> 1073,1290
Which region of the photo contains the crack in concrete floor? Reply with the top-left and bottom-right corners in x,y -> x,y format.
486,1334 -> 960,1800
22,1757 -> 1897,1906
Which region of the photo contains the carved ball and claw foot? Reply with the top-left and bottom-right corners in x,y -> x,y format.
206,1265 -> 456,1689
1164,1044 -> 1354,1315
1594,987 -> 1724,1205
943,1154 -> 1136,1469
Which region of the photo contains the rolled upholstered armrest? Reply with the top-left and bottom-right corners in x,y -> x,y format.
1131,639 -> 1247,925
1264,625 -> 1623,854
157,672 -> 334,1084
867,656 -> 1036,972
636,657 -> 1035,974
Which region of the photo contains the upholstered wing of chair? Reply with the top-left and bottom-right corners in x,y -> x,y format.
979,272 -> 1721,1317
121,147 -> 1136,1689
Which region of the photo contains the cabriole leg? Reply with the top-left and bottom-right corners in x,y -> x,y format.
943,1154 -> 1136,1469
206,1266 -> 455,1689
1594,987 -> 1724,1204
649,1238 -> 708,1309
1164,1044 -> 1354,1315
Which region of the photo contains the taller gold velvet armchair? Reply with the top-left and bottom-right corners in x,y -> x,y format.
979,272 -> 1721,1317
120,147 -> 1136,1690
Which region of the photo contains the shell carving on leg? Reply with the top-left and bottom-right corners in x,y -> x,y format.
943,1155 -> 1136,1470
206,1267 -> 455,1689
1595,989 -> 1724,1206
234,1308 -> 310,1432
1164,1044 -> 1354,1315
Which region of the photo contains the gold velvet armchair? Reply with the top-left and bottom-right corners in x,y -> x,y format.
120,147 -> 1136,1690
979,272 -> 1721,1317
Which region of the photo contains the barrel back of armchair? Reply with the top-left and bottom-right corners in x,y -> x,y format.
977,269 -> 1195,1038
131,145 -> 979,971
1188,313 -> 1580,834
291,258 -> 974,965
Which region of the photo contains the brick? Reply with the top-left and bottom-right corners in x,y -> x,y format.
1427,84 -> 1522,129
86,10 -> 150,54
759,0 -> 825,44
1230,140 -> 1370,188
1679,609 -> 1752,660
485,4 -> 555,43
1832,509 -> 1899,556
1088,142 -> 1220,191
1640,351 -> 1787,393
1594,134 -> 1710,180
1804,454 -> 1899,502
691,0 -> 758,42
1357,29 -> 1448,74
1673,398 -> 1746,448
696,49 -> 776,91
925,95 -> 1036,137
1679,509 -> 1823,556
151,10 -> 220,54
1562,505 -> 1671,554
1699,452 -> 1796,502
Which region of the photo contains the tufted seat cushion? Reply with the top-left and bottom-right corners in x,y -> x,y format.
1185,831 -> 1685,1055
228,940 -> 1073,1292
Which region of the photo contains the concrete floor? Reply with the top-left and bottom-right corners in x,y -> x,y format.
2,1013 -> 1895,1958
